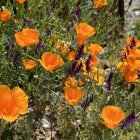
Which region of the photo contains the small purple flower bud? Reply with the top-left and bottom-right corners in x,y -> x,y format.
23,17 -> 29,26
129,37 -> 136,49
35,40 -> 44,54
120,112 -> 138,129
69,61 -> 83,76
105,72 -> 113,90
13,51 -> 21,66
82,94 -> 94,110
86,55 -> 92,72
51,0 -> 57,11
75,45 -> 85,60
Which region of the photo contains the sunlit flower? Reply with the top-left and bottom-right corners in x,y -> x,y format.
0,9 -> 10,22
84,67 -> 105,85
116,62 -> 139,82
93,0 -> 107,8
101,106 -> 125,129
76,23 -> 96,45
88,44 -> 103,57
15,28 -> 39,48
0,85 -> 28,122
40,52 -> 64,71
63,86 -> 84,106
23,59 -> 37,70
17,0 -> 26,4
126,37 -> 140,49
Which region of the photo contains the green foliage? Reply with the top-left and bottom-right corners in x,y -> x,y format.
0,0 -> 140,139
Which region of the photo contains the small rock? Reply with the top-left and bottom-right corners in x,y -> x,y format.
42,118 -> 51,129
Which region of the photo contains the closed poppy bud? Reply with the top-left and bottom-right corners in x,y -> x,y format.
93,0 -> 107,8
63,86 -> 84,106
0,85 -> 28,122
0,9 -> 10,22
17,0 -> 26,4
23,59 -> 37,70
76,23 -> 96,45
88,44 -> 103,56
15,28 -> 39,48
101,106 -> 125,129
40,52 -> 64,71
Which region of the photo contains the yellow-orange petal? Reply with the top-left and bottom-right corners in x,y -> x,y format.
15,28 -> 39,48
88,44 -> 103,56
11,87 -> 28,114
101,106 -> 125,129
65,77 -> 77,87
64,86 -> 84,106
17,0 -> 26,4
93,0 -> 107,8
76,23 -> 96,45
40,52 -> 64,71
0,9 -> 10,22
67,51 -> 76,61
23,59 -> 37,70
0,85 -> 20,122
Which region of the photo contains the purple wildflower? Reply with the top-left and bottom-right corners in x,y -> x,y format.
129,37 -> 136,49
105,72 -> 113,90
5,38 -> 14,59
86,55 -> 92,72
75,45 -> 85,60
13,51 -> 21,66
69,61 -> 83,76
75,7 -> 80,19
23,17 -> 29,26
35,40 -> 44,54
51,0 -> 57,11
81,94 -> 94,110
120,112 -> 138,129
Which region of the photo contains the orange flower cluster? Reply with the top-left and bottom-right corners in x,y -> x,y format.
0,9 -> 10,22
15,28 -> 39,48
101,106 -> 125,129
40,52 -> 64,71
83,44 -> 104,85
93,0 -> 107,8
117,37 -> 140,82
0,85 -> 28,122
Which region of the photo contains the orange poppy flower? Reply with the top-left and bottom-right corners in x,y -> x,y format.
88,44 -> 103,56
76,23 -> 96,45
40,52 -> 64,71
0,9 -> 10,22
116,62 -> 139,82
17,0 -> 26,4
15,28 -> 39,48
0,85 -> 28,122
93,0 -> 107,8
23,59 -> 37,70
101,106 -> 125,129
63,86 -> 84,106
